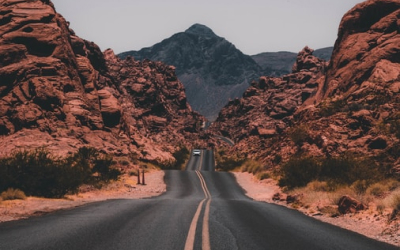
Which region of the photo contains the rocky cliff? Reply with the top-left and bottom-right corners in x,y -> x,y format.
119,24 -> 261,121
211,0 -> 400,175
0,0 -> 203,162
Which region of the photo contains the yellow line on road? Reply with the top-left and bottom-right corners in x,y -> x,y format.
184,171 -> 212,250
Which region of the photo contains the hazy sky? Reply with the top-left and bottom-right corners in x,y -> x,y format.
51,0 -> 364,55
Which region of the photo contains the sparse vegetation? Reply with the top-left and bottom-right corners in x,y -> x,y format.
318,98 -> 347,117
215,149 -> 245,172
1,188 -> 26,200
278,154 -> 383,190
279,156 -> 320,189
173,145 -> 190,170
0,147 -> 121,198
288,125 -> 310,146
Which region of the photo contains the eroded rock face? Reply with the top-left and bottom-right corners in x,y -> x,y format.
323,0 -> 400,99
0,0 -> 203,162
104,50 -> 204,158
211,46 -> 327,149
211,0 -> 400,175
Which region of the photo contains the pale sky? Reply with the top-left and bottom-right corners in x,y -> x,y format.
51,0 -> 364,55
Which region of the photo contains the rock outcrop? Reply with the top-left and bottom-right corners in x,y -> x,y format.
0,0 -> 203,162
211,46 -> 327,152
211,0 -> 400,175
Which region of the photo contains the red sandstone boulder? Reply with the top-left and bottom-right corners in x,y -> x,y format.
338,195 -> 367,214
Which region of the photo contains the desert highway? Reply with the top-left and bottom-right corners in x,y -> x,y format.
0,149 -> 397,250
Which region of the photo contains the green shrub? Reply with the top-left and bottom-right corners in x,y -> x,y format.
0,147 -> 120,198
1,188 -> 26,200
279,156 -> 321,189
289,125 -> 310,146
319,154 -> 382,186
278,154 -> 383,190
215,149 -> 245,172
173,146 -> 190,170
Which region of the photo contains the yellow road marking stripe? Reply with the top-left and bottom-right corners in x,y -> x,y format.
184,171 -> 212,250
184,199 -> 205,250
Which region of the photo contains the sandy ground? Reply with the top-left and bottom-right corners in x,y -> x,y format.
0,170 -> 399,247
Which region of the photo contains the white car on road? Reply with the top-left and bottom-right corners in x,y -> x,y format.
193,149 -> 201,156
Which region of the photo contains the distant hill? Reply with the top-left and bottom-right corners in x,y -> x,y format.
251,47 -> 333,76
119,24 -> 262,121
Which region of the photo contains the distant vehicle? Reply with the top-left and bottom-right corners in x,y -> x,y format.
193,149 -> 201,156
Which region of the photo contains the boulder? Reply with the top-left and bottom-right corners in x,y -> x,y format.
338,195 -> 367,214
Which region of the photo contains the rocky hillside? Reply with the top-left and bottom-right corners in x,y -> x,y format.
211,46 -> 327,147
251,47 -> 333,77
0,0 -> 203,162
211,0 -> 400,175
119,24 -> 262,121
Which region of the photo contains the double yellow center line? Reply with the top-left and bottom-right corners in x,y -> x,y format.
184,170 -> 212,250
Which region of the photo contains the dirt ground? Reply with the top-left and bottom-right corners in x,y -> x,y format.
0,170 -> 398,247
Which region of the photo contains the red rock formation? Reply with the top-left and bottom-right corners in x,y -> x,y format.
0,0 -> 203,162
210,46 -> 327,156
211,0 -> 400,176
338,195 -> 367,214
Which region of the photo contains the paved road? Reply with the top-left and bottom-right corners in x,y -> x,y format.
0,149 -> 397,250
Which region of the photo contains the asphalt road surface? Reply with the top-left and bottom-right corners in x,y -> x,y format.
0,149 -> 397,250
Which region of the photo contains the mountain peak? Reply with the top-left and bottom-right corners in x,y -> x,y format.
185,24 -> 216,37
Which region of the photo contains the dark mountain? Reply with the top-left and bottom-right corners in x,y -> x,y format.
119,24 -> 262,121
251,47 -> 333,76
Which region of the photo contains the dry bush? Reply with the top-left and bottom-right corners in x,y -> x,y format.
307,181 -> 330,192
1,188 -> 26,200
256,172 -> 271,180
242,159 -> 263,174
367,182 -> 388,197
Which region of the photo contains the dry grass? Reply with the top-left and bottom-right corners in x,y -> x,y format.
256,172 -> 271,180
1,188 -> 26,201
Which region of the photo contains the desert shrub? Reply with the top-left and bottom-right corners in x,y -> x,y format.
241,159 -> 263,174
318,99 -> 347,117
367,182 -> 387,197
351,180 -> 369,194
289,125 -> 310,146
215,149 -> 245,172
256,172 -> 271,180
273,154 -> 282,164
319,154 -> 382,186
392,194 -> 400,211
1,188 -> 26,200
0,147 -> 120,198
279,156 -> 321,189
306,181 -> 330,192
279,154 -> 383,190
155,159 -> 176,170
172,146 -> 190,170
